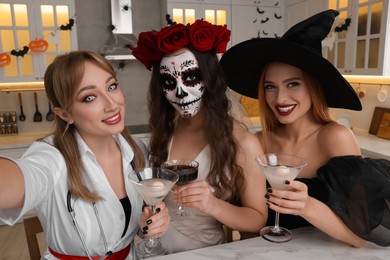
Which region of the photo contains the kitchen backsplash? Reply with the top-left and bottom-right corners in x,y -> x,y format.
330,83 -> 390,132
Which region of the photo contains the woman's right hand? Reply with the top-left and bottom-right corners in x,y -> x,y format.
139,202 -> 170,239
265,180 -> 310,217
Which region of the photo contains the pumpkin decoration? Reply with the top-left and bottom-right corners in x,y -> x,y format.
0,53 -> 11,67
28,39 -> 48,53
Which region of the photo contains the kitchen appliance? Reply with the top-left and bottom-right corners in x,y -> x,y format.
100,0 -> 137,60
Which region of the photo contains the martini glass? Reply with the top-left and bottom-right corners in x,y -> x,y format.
128,167 -> 179,258
256,153 -> 307,243
161,159 -> 199,220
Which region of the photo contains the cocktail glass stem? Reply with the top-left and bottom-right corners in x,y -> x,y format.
274,212 -> 280,231
144,205 -> 157,250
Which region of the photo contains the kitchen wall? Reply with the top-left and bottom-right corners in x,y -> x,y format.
330,84 -> 390,132
0,0 -> 161,134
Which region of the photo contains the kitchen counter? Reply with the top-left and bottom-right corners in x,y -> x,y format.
353,129 -> 390,160
152,226 -> 389,260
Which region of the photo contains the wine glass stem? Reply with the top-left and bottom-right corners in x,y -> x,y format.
274,211 -> 280,230
145,205 -> 158,248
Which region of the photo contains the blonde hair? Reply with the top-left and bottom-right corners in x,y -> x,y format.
257,63 -> 334,152
44,51 -> 145,202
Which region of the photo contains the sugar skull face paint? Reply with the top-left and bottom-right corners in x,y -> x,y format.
160,49 -> 204,118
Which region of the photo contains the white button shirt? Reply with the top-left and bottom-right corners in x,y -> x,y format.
0,132 -> 147,259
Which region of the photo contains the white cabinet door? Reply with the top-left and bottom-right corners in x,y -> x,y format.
0,0 -> 77,83
231,0 -> 283,46
325,0 -> 389,75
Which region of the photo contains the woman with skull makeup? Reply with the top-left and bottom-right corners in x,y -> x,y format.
132,20 -> 268,253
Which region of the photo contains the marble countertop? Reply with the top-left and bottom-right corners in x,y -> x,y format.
152,226 -> 389,260
353,129 -> 390,160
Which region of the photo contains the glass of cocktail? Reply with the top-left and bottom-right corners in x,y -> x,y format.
128,167 -> 179,258
161,159 -> 199,220
256,153 -> 307,243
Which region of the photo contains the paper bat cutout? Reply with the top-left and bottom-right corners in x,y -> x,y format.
166,14 -> 176,25
274,13 -> 282,19
257,8 -> 264,14
10,46 -> 29,57
60,19 -> 74,30
335,18 -> 351,32
261,17 -> 269,23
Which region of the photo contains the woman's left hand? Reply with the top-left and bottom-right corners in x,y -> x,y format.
139,201 -> 170,239
173,180 -> 218,215
265,180 -> 309,216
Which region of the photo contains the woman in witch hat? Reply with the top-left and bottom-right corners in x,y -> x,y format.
221,9 -> 390,248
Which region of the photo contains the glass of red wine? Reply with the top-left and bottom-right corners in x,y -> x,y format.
161,159 -> 199,221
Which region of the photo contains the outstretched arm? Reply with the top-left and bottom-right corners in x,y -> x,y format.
0,158 -> 25,209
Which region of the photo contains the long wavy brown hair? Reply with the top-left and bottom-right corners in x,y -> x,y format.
258,63 -> 334,152
44,51 -> 145,202
148,47 -> 244,202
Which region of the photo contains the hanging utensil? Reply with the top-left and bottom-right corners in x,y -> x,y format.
18,93 -> 26,121
33,92 -> 42,122
46,100 -> 55,121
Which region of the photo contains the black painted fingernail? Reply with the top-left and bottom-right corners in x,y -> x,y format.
265,194 -> 270,199
266,202 -> 270,207
142,226 -> 148,231
147,219 -> 152,225
156,208 -> 161,213
267,188 -> 272,193
143,230 -> 148,235
284,180 -> 290,185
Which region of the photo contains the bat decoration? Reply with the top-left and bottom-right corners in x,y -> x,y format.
263,30 -> 268,36
253,19 -> 257,23
166,14 -> 177,25
335,18 -> 351,32
122,4 -> 130,12
274,34 -> 280,39
261,17 -> 269,23
109,24 -> 116,31
275,2 -> 279,6
60,19 -> 74,30
118,61 -> 126,70
124,43 -> 133,49
274,13 -> 282,19
11,46 -> 29,57
257,8 -> 264,14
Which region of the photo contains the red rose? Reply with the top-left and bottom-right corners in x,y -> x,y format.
131,31 -> 163,70
188,20 -> 217,52
157,24 -> 189,53
214,25 -> 231,53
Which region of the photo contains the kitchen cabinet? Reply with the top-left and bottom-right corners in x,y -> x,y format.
231,0 -> 283,46
284,0 -> 327,30
0,0 -> 77,83
164,0 -> 231,47
324,0 -> 390,75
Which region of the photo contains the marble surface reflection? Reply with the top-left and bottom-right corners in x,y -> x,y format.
153,226 -> 389,260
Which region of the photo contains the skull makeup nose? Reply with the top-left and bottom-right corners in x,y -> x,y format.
176,87 -> 189,99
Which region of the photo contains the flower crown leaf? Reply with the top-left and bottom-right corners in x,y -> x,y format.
132,19 -> 231,71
